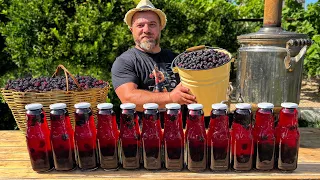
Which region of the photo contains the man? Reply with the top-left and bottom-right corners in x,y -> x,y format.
111,0 -> 196,125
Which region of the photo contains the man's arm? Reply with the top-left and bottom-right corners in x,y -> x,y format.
115,82 -> 196,112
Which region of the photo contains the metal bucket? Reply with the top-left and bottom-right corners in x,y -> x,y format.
236,40 -> 310,107
171,46 -> 232,116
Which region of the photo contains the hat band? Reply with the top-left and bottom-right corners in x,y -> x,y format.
139,5 -> 154,9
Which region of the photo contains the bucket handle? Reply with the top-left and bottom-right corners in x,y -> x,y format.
284,38 -> 312,71
171,57 -> 179,73
186,45 -> 206,52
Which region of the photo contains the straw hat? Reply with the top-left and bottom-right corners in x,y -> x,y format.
124,0 -> 167,30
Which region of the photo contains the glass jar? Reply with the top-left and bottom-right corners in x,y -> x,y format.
253,102 -> 275,170
164,103 -> 184,171
231,103 -> 253,171
50,103 -> 76,171
74,102 -> 98,171
142,103 -> 162,170
25,103 -> 54,172
207,103 -> 229,171
119,103 -> 141,169
97,103 -> 119,170
276,102 -> 299,171
186,104 -> 206,172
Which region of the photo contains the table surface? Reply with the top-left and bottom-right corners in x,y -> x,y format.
0,128 -> 320,180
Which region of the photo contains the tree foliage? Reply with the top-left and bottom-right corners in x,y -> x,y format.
0,0 -> 319,129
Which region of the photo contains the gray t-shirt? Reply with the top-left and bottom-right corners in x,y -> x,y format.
112,47 -> 189,128
111,47 -> 179,92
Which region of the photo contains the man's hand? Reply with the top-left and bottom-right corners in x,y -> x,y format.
169,83 -> 197,105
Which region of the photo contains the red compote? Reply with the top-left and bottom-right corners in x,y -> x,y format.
276,102 -> 300,171
50,103 -> 76,171
253,102 -> 275,170
25,103 -> 54,172
207,103 -> 229,171
74,102 -> 98,171
186,104 -> 206,172
230,103 -> 253,171
97,103 -> 119,171
164,103 -> 184,171
142,103 -> 162,170
119,103 -> 141,169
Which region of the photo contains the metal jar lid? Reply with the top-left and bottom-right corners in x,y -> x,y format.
143,103 -> 159,110
25,103 -> 43,110
97,103 -> 113,110
211,103 -> 228,110
50,103 -> 67,110
74,102 -> 91,109
165,103 -> 181,110
187,103 -> 204,110
120,103 -> 136,110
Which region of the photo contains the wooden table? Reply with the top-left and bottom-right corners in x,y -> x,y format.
0,128 -> 320,180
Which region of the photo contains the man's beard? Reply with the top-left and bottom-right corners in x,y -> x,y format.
135,34 -> 160,53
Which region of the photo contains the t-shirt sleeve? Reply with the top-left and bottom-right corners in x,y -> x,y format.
111,56 -> 139,90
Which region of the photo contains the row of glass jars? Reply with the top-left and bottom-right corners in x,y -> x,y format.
24,101 -> 299,172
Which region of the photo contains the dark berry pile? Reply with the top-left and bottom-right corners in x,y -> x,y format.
176,49 -> 230,70
4,75 -> 108,92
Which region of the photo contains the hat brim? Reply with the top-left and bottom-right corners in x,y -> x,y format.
124,8 -> 167,30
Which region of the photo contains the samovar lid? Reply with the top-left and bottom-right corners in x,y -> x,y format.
237,27 -> 307,42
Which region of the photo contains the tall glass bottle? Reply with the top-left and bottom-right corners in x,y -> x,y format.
74,102 -> 98,171
253,102 -> 275,170
207,103 -> 229,171
186,104 -> 206,172
231,103 -> 253,171
142,103 -> 162,170
50,103 -> 76,171
119,103 -> 141,169
164,103 -> 184,171
97,103 -> 119,170
276,102 -> 300,171
25,103 -> 54,172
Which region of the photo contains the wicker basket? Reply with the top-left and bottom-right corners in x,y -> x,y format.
1,65 -> 110,134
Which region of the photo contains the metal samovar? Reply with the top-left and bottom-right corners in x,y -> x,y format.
236,0 -> 312,110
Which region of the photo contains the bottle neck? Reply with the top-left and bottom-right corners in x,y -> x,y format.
120,109 -> 136,129
188,109 -> 203,120
144,109 -> 159,121
26,109 -> 44,127
234,108 -> 252,127
279,108 -> 298,126
255,108 -> 274,127
75,108 -> 92,126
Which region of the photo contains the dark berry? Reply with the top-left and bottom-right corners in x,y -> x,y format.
39,140 -> 45,148
61,134 -> 69,141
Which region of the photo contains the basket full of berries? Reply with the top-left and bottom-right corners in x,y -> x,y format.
1,64 -> 110,133
171,45 -> 233,116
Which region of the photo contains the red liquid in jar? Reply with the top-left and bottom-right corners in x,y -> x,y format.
276,106 -> 299,171
74,107 -> 98,171
164,108 -> 184,171
50,107 -> 76,171
26,106 -> 54,172
119,108 -> 141,169
186,107 -> 206,172
231,106 -> 253,171
142,108 -> 162,170
253,106 -> 275,170
97,107 -> 119,170
207,108 -> 229,171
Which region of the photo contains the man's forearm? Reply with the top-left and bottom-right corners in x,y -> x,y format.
122,89 -> 172,111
